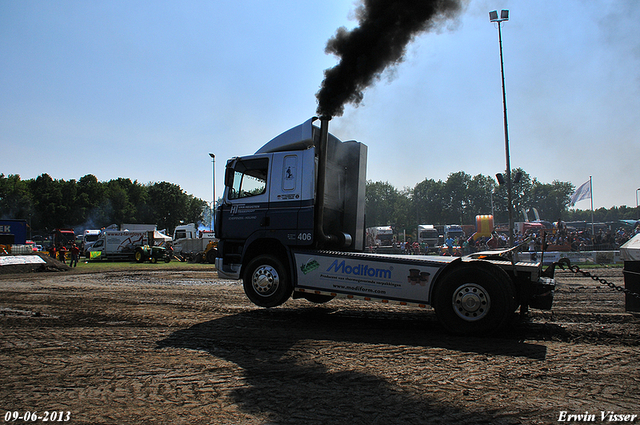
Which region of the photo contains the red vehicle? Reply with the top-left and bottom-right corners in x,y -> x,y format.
51,228 -> 75,248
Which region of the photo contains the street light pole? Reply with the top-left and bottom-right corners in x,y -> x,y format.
490,9 -> 514,247
636,188 -> 640,220
209,153 -> 215,232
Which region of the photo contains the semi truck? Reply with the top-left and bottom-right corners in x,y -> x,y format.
172,223 -> 218,263
417,225 -> 439,253
214,117 -> 557,334
367,226 -> 394,246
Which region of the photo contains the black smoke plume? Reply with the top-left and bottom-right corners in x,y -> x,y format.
316,0 -> 463,118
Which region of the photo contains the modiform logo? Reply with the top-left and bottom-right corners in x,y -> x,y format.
326,259 -> 392,279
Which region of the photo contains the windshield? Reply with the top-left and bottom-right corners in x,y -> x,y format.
420,230 -> 438,238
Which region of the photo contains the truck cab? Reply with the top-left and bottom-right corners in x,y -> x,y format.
215,117 -> 367,280
172,223 -> 217,263
444,225 -> 464,241
173,224 -> 198,240
82,229 -> 101,255
417,225 -> 440,252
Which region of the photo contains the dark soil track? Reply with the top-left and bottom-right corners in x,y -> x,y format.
1,266 -> 638,424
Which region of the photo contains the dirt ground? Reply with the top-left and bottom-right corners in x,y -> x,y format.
1,263 -> 639,425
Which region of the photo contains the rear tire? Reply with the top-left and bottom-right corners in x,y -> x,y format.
243,255 -> 292,308
134,249 -> 145,263
433,263 -> 516,335
206,249 -> 217,264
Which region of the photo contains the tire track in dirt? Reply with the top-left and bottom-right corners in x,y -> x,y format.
1,268 -> 638,424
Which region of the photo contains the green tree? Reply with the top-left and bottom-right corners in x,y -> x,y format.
104,179 -> 137,225
465,174 -> 496,221
413,178 -> 446,225
443,171 -> 471,224
76,174 -> 109,227
528,179 -> 574,222
184,195 -> 208,228
0,174 -> 33,220
365,181 -> 404,228
2,173 -> 206,236
29,174 -> 67,230
60,179 -> 79,225
392,187 -> 413,234
146,182 -> 205,234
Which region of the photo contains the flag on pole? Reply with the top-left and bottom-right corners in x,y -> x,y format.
570,180 -> 591,206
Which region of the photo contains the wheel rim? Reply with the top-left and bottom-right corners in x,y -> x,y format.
251,264 -> 279,297
452,283 -> 491,321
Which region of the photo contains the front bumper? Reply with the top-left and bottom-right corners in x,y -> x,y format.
215,257 -> 241,280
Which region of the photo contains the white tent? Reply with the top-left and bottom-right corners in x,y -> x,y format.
153,230 -> 172,245
620,233 -> 640,261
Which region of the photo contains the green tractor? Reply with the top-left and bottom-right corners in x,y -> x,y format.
134,245 -> 171,263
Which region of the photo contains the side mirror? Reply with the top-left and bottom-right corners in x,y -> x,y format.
224,165 -> 235,188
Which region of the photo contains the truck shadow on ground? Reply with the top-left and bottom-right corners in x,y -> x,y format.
157,307 -> 549,424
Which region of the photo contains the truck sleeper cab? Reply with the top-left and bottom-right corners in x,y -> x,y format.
215,118 -> 556,334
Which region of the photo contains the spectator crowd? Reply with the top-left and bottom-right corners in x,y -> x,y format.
398,222 -> 640,256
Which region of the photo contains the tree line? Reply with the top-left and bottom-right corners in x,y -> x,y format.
0,173 -> 207,238
366,168 -> 638,232
2,170 -> 637,241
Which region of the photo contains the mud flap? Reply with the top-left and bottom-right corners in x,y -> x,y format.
527,277 -> 555,310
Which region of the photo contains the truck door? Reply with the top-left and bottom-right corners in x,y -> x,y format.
219,156 -> 271,241
267,151 -> 315,246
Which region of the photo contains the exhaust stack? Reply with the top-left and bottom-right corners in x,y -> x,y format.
316,116 -> 343,247
314,116 -> 367,251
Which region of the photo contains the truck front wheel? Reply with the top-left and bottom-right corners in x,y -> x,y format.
243,255 -> 292,308
433,263 -> 516,335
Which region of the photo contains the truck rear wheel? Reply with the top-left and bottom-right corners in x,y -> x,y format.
243,255 -> 292,308
134,249 -> 145,263
206,249 -> 217,264
433,263 -> 515,335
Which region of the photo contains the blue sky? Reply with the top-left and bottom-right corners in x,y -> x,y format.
1,0 -> 639,212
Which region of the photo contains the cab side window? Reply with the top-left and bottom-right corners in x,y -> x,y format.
229,158 -> 269,200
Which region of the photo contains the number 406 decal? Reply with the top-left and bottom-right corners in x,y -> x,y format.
298,232 -> 312,241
